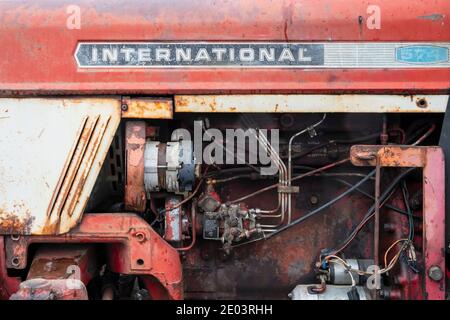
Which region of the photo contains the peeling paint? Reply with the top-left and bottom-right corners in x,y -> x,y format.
0,98 -> 121,235
175,94 -> 448,113
121,97 -> 173,119
418,14 -> 444,21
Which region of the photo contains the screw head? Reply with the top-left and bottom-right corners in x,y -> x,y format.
428,265 -> 443,282
134,232 -> 146,242
11,256 -> 20,267
121,104 -> 128,111
309,195 -> 319,205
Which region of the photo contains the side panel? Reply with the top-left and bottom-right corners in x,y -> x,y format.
0,98 -> 121,235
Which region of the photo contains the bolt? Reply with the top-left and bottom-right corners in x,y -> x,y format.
134,232 -> 146,242
355,152 -> 376,160
416,98 -> 428,109
358,16 -> 363,25
383,223 -> 396,233
309,195 -> 319,205
121,103 -> 128,112
11,256 -> 20,267
10,234 -> 20,241
428,265 -> 443,282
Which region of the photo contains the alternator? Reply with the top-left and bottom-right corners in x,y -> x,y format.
144,139 -> 195,194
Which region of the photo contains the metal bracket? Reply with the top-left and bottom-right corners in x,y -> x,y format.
278,185 -> 300,194
350,145 -> 445,300
4,213 -> 183,300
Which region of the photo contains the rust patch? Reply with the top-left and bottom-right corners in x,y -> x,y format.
121,97 -> 173,119
0,208 -> 35,235
124,121 -> 146,212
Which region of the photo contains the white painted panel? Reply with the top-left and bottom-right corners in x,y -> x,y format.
0,98 -> 121,235
175,95 -> 449,113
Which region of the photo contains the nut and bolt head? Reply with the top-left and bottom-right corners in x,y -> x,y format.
309,195 -> 319,205
134,232 -> 146,242
428,265 -> 443,282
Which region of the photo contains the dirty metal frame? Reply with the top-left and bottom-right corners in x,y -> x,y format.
1,213 -> 183,300
124,121 -> 147,212
350,145 -> 445,300
10,245 -> 97,300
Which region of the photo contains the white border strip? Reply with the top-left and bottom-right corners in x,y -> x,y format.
174,95 -> 449,113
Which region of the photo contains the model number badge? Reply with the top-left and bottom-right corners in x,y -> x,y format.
396,45 -> 449,64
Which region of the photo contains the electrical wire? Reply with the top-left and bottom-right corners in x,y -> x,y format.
264,169 -> 376,239
159,166 -> 210,215
331,167 -> 417,255
383,238 -> 409,270
229,158 -> 350,204
324,238 -> 410,278
332,178 -> 421,220
401,181 -> 414,241
286,132 -> 380,161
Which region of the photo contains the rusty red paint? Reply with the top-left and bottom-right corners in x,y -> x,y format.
4,213 -> 183,300
0,237 -> 20,299
124,121 -> 146,212
10,279 -> 89,300
0,1 -> 449,94
381,193 -> 423,300
165,197 -> 183,242
350,145 -> 446,300
26,245 -> 97,284
10,245 -> 97,300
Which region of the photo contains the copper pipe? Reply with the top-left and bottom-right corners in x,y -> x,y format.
176,200 -> 197,251
412,123 -> 436,146
230,158 -> 350,204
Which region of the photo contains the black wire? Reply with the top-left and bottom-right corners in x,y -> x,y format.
288,132 -> 380,160
401,181 -> 414,241
208,165 -> 421,222
331,167 -> 417,254
333,178 -> 421,220
265,169 -> 377,239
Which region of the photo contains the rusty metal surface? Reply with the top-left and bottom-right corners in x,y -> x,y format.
175,95 -> 449,113
0,237 -> 20,299
121,97 -> 173,119
165,197 -> 182,242
184,178 -> 374,299
381,193 -> 423,300
124,121 -> 146,212
0,98 -> 121,235
9,245 -> 97,300
4,213 -> 183,300
350,145 -> 445,300
1,1 -> 450,94
26,245 -> 97,283
350,145 -> 434,167
10,278 -> 89,300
